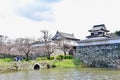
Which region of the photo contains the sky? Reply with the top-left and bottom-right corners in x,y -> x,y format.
0,0 -> 120,40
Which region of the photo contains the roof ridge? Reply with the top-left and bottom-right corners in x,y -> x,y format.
58,31 -> 74,36
93,24 -> 105,27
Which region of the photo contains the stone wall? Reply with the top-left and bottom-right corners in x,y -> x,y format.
0,61 -> 54,73
74,38 -> 120,68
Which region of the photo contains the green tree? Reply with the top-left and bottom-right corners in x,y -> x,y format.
115,31 -> 120,36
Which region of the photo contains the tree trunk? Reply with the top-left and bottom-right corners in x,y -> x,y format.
63,51 -> 66,59
26,53 -> 29,61
47,53 -> 51,60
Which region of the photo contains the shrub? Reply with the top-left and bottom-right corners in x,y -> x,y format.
49,56 -> 55,60
65,55 -> 73,59
41,57 -> 48,60
3,58 -> 13,62
36,57 -> 48,61
36,58 -> 41,61
56,56 -> 61,60
56,55 -> 64,60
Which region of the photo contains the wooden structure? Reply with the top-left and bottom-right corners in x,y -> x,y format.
52,31 -> 80,46
52,31 -> 80,41
86,24 -> 110,38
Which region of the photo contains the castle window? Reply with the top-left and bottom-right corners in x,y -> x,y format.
98,32 -> 102,34
91,33 -> 94,36
94,32 -> 98,35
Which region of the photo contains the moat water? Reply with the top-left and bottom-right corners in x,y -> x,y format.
0,68 -> 120,80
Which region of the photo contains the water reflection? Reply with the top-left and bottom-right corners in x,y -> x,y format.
0,68 -> 120,80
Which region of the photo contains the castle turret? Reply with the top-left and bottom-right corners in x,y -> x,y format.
86,24 -> 110,38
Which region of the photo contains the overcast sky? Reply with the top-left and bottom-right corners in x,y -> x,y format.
0,0 -> 120,39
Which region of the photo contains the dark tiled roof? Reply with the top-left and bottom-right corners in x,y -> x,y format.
58,31 -> 75,39
89,24 -> 109,32
52,31 -> 80,41
86,34 -> 111,38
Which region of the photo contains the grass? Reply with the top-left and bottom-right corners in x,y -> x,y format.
0,57 -> 87,68
32,58 -> 86,68
0,57 -> 88,73
53,59 -> 87,68
54,59 -> 75,67
35,55 -> 87,68
0,58 -> 13,63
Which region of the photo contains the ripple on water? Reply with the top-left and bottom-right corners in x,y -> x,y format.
0,68 -> 120,80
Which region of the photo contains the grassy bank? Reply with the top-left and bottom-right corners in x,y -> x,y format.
53,59 -> 87,68
0,58 -> 86,68
35,55 -> 87,68
0,56 -> 87,73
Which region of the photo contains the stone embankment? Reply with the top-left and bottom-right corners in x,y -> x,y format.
0,61 -> 54,73
74,37 -> 120,69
